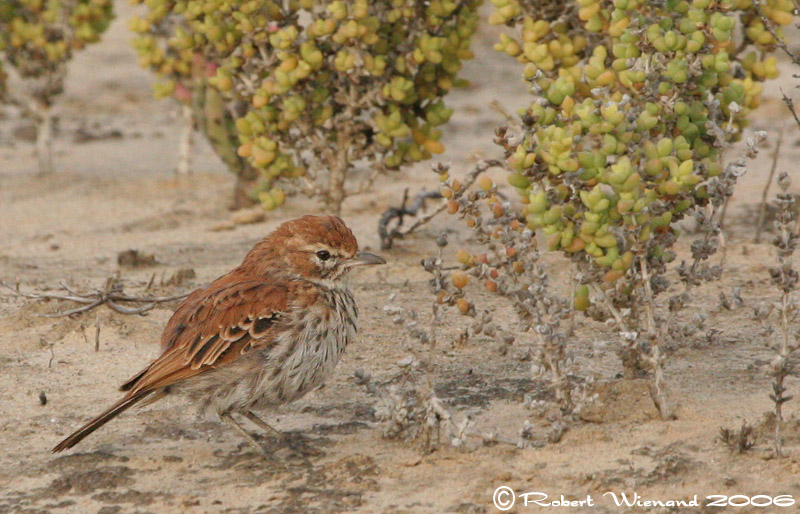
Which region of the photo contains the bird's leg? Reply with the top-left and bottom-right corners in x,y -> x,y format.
220,412 -> 268,455
243,410 -> 285,439
244,410 -> 322,457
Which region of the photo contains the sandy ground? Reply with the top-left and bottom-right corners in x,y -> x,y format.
3,3 -> 800,513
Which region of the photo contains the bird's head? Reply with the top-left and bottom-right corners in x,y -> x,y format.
242,215 -> 385,284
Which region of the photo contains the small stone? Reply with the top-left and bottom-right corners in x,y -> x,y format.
402,456 -> 422,467
231,208 -> 266,225
117,249 -> 157,268
165,268 -> 196,286
209,221 -> 236,232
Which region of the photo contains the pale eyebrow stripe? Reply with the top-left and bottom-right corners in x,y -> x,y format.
300,246 -> 345,257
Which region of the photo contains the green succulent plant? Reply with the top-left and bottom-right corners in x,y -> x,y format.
491,0 -> 792,279
130,0 -> 480,213
487,0 -> 794,419
0,0 -> 114,173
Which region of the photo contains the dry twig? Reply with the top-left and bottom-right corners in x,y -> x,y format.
753,0 -> 800,65
719,421 -> 756,453
1,277 -> 189,317
755,125 -> 785,244
378,159 -> 505,249
378,189 -> 443,250
766,172 -> 799,457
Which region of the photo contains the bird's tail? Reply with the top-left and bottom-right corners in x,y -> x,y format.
52,390 -> 152,452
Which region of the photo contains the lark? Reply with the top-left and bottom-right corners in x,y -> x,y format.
53,215 -> 385,453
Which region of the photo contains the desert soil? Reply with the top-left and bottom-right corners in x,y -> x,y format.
3,3 -> 800,513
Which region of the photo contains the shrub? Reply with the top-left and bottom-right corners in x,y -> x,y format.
129,1 -> 259,207
129,0 -> 480,213
483,0 -> 794,418
0,0 -> 114,173
436,163 -> 581,416
764,172 -> 799,457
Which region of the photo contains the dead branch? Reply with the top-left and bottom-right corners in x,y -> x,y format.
488,100 -> 522,131
753,0 -> 800,65
94,315 -> 101,351
0,277 -> 190,317
378,189 -> 443,250
755,124 -> 785,244
783,90 -> 800,132
378,159 -> 505,249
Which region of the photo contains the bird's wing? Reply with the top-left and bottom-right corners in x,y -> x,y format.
122,280 -> 290,395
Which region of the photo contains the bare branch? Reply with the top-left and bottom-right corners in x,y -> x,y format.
1,279 -> 190,317
753,0 -> 799,64
378,159 -> 506,249
755,124 -> 785,243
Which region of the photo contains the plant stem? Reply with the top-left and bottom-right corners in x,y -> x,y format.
590,283 -> 648,379
536,329 -> 572,411
231,167 -> 258,211
775,287 -> 789,457
755,125 -> 784,244
640,258 -> 674,420
35,102 -> 53,174
176,103 -> 194,175
422,247 -> 446,452
773,199 -> 792,457
378,159 -> 505,249
192,65 -> 257,209
325,130 -> 349,215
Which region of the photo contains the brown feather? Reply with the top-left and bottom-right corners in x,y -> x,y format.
52,390 -> 152,452
123,282 -> 288,396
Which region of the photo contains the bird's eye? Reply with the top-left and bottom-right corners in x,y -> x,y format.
316,250 -> 331,261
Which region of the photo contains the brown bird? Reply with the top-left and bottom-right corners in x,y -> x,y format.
53,215 -> 385,453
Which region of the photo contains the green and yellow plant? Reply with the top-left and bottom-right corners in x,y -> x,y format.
478,0 -> 794,418
129,0 -> 480,213
0,0 -> 114,173
129,2 -> 259,207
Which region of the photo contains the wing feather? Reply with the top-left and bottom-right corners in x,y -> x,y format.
123,280 -> 289,395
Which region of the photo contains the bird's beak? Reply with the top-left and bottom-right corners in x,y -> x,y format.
347,251 -> 386,267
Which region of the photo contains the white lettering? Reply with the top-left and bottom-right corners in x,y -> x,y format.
519,492 -> 549,507
603,492 -> 639,507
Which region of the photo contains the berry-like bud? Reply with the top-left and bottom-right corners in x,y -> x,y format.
452,271 -> 469,289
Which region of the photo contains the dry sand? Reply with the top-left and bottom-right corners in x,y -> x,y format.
2,3 -> 800,513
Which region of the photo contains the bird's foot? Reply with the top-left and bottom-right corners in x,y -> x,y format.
242,410 -> 324,459
277,433 -> 324,458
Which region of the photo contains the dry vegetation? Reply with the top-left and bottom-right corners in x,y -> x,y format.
2,1 -> 800,513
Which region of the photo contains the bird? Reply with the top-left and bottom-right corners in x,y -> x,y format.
52,215 -> 385,453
